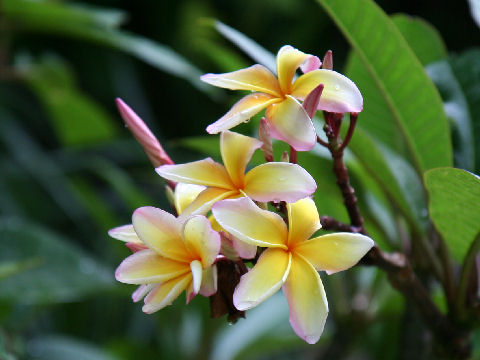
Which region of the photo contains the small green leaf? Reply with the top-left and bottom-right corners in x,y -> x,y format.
319,0 -> 452,173
424,167 -> 480,261
0,217 -> 115,304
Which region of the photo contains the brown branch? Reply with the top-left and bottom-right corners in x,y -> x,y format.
320,112 -> 470,358
320,216 -> 362,233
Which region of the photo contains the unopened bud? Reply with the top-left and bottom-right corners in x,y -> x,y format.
322,50 -> 333,70
259,118 -> 274,162
115,98 -> 174,167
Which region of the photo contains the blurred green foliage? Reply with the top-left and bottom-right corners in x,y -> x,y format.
1,0 -> 480,359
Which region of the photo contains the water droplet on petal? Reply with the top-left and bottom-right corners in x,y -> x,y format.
334,84 -> 340,91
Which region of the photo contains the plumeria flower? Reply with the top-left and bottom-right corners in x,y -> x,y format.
115,207 -> 221,313
108,183 -> 206,248
201,45 -> 363,151
212,197 -> 374,344
156,130 -> 316,218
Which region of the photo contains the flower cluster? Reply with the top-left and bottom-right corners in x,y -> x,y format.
110,45 -> 373,344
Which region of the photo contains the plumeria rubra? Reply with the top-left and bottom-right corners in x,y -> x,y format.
201,45 -> 363,151
212,197 -> 374,343
156,130 -> 316,217
114,208 -> 220,313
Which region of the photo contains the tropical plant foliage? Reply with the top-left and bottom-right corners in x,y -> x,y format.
1,0 -> 480,359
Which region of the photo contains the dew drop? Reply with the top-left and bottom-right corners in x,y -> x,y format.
334,84 -> 340,91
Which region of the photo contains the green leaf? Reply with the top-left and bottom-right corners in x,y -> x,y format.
427,60 -> 475,171
345,14 -> 447,155
213,20 -> 276,72
424,167 -> 480,261
345,125 -> 426,234
319,0 -> 452,173
0,217 -> 115,304
27,335 -> 120,360
391,14 -> 447,66
0,258 -> 43,281
0,110 -> 89,225
446,48 -> 480,172
18,54 -> 118,146
468,0 -> 480,29
2,0 -> 209,93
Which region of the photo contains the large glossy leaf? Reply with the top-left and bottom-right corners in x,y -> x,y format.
392,14 -> 447,66
345,14 -> 447,155
318,0 -> 452,174
2,0 -> 209,93
424,168 -> 480,261
0,217 -> 114,304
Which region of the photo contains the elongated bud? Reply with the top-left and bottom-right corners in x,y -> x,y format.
115,98 -> 174,167
302,84 -> 324,119
258,117 -> 274,162
322,50 -> 333,70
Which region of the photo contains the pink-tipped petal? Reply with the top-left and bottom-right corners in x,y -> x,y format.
183,216 -> 221,268
232,236 -> 257,259
156,158 -> 234,190
287,198 -> 321,247
233,248 -> 291,310
265,95 -> 316,151
116,98 -> 173,166
276,45 -> 313,94
125,242 -> 148,253
143,273 -> 192,314
108,224 -> 142,243
220,131 -> 263,188
132,207 -> 188,262
212,197 -> 288,249
291,69 -> 363,113
132,284 -> 155,303
186,281 -> 196,304
244,162 -> 317,203
219,231 -> 257,260
283,254 -> 328,344
300,55 -> 322,73
206,93 -> 280,134
200,64 -> 282,97
115,249 -> 189,285
174,183 -> 206,215
178,187 -> 239,221
199,265 -> 218,297
294,233 -> 374,274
